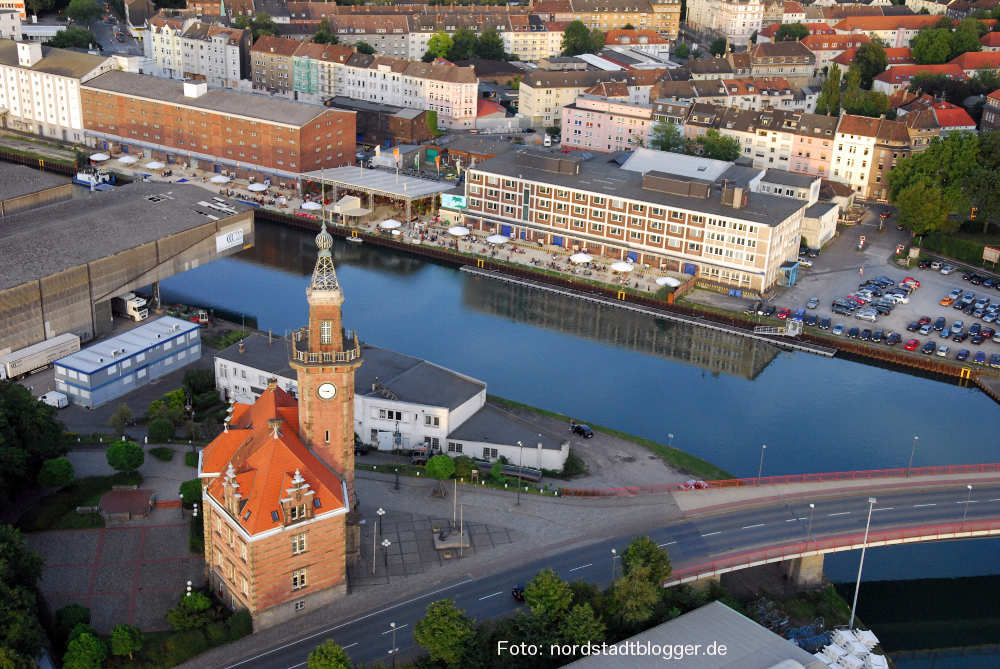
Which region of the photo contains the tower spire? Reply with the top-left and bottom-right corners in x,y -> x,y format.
310,220 -> 340,291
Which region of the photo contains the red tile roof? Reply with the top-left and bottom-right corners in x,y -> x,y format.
948,51 -> 1000,71
989,88 -> 1000,102
801,33 -> 871,51
875,64 -> 967,86
929,101 -> 976,128
783,1 -> 805,13
604,29 -> 669,45
832,15 -> 946,32
251,35 -> 301,58
982,32 -> 1000,48
201,384 -> 347,536
477,98 -> 505,117
833,46 -> 912,67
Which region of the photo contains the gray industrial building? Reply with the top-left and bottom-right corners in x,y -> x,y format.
53,316 -> 202,408
0,165 -> 254,356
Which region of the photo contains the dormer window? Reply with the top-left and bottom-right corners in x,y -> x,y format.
289,504 -> 306,521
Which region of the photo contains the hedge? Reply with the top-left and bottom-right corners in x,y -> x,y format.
149,447 -> 174,462
921,233 -> 988,266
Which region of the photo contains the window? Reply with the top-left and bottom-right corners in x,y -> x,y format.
424,415 -> 440,427
379,409 -> 403,421
292,533 -> 307,555
320,321 -> 332,344
294,600 -> 306,612
292,569 -> 307,590
482,447 -> 498,459
289,504 -> 306,521
447,441 -> 464,453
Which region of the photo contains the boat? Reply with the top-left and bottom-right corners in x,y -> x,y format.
345,235 -> 364,244
73,168 -> 116,189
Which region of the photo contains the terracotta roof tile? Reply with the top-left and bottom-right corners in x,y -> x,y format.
949,51 -> 1000,70
251,35 -> 301,57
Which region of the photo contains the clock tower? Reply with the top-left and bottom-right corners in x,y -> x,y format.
289,221 -> 363,507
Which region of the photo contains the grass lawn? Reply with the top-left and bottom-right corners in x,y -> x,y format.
487,395 -> 733,481
19,472 -> 143,532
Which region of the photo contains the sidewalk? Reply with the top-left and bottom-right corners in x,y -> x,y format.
66,445 -> 200,503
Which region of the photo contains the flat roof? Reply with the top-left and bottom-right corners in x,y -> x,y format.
57,316 -> 200,374
566,601 -> 826,669
299,166 -> 453,200
621,149 -> 733,182
0,163 -> 68,201
83,71 -> 335,127
805,201 -> 838,218
215,332 -> 295,380
0,39 -> 110,78
0,182 -> 251,291
357,345 -> 485,411
448,403 -> 567,450
473,149 -> 805,226
762,168 -> 819,188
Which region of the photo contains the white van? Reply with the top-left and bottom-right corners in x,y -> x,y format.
543,134 -> 552,147
39,391 -> 68,409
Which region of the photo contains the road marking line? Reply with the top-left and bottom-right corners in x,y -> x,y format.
569,563 -> 592,572
872,507 -> 894,511
343,644 -> 358,650
381,624 -> 408,635
701,531 -> 722,537
479,591 -> 502,600
786,518 -> 798,522
658,541 -> 677,547
990,498 -> 1000,502
742,523 -> 765,529
913,504 -> 936,508
222,578 -> 476,668
827,512 -> 851,517
955,500 -> 978,504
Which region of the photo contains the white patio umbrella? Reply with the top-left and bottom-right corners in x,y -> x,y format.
89,152 -> 110,162
486,234 -> 509,244
447,226 -> 470,237
144,161 -> 165,170
611,261 -> 634,272
659,276 -> 682,287
248,183 -> 268,192
570,253 -> 593,264
379,219 -> 402,230
209,174 -> 230,184
301,201 -> 322,210
391,229 -> 401,236
117,155 -> 138,164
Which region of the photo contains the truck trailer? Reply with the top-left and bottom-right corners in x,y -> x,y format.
0,333 -> 81,380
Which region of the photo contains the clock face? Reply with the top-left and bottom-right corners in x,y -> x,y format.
317,383 -> 337,400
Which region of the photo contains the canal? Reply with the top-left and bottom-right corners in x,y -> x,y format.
161,221 -> 1000,587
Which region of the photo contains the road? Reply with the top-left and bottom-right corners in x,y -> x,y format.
221,483 -> 1000,669
89,16 -> 142,56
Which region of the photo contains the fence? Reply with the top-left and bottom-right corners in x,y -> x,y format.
664,519 -> 1000,585
560,462 -> 1000,497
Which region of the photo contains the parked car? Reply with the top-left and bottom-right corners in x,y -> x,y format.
797,257 -> 813,268
956,349 -> 970,361
906,321 -> 920,332
940,296 -> 956,306
792,308 -> 807,322
860,329 -> 872,341
776,308 -> 791,320
921,341 -> 937,355
971,334 -> 987,345
970,323 -> 981,336
903,277 -> 920,288
991,353 -> 1000,369
848,327 -> 861,339
918,260 -> 932,269
744,302 -> 760,316
805,314 -> 818,327
886,332 -> 902,345
762,305 -> 776,317
930,261 -> 942,270
918,316 -> 932,325
952,331 -> 969,343
872,329 -> 884,343
933,317 -> 946,331
570,423 -> 594,438
974,351 -> 988,365
905,339 -> 920,351
936,344 -> 950,358
919,324 -> 933,335
819,317 -> 831,330
832,324 -> 845,336
806,297 -> 819,309
940,265 -> 955,275
952,320 -> 965,332
940,327 -> 952,339
855,309 -> 878,322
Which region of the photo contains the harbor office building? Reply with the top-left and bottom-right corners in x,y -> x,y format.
462,148 -> 806,294
53,316 -> 201,409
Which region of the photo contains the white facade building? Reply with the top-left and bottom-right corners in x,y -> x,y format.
144,17 -> 248,89
686,0 -> 764,46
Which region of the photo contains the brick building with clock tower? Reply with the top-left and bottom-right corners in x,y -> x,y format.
198,221 -> 363,629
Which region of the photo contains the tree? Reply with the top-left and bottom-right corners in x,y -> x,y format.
673,41 -> 690,59
307,639 -> 353,669
709,38 -> 727,56
894,178 -> 956,236
912,28 -> 955,64
623,23 -> 635,30
696,129 -> 741,161
312,19 -> 338,45
621,535 -> 672,584
476,28 -> 506,60
854,41 -> 888,89
560,603 -> 606,645
355,41 -> 375,55
234,13 -> 278,39
110,624 -> 143,660
148,417 -> 174,443
775,23 -> 809,42
109,403 -> 133,434
106,439 -> 144,474
562,20 -> 602,56
0,381 -> 67,501
888,131 -> 981,218
449,29 -> 478,61
610,565 -> 659,628
414,599 -> 474,666
62,632 -> 107,669
841,65 -> 892,117
426,31 -> 453,59
54,604 -> 91,651
523,568 -> 573,621
179,478 -> 202,507
26,0 -> 55,14
0,525 -> 45,664
425,454 -> 454,496
66,0 -> 103,26
166,591 -> 216,631
38,457 -> 74,488
45,27 -> 95,49
650,120 -> 685,153
815,62 -> 842,116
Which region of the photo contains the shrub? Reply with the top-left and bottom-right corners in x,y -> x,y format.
226,610 -> 253,639
562,451 -> 588,477
453,455 -> 476,479
189,512 -> 204,555
148,418 -> 175,443
179,479 -> 202,508
54,604 -> 90,651
183,368 -> 215,396
106,440 -> 144,473
149,447 -> 174,462
193,390 -> 219,412
38,457 -> 75,488
166,591 -> 217,631
185,452 -> 198,467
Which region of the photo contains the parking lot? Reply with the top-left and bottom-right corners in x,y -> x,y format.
773,214 -> 1000,366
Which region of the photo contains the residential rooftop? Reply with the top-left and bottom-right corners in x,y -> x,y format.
216,333 -> 296,381
0,39 -> 111,78
56,316 -> 201,374
762,168 -> 819,188
357,345 -> 485,411
448,403 -> 568,451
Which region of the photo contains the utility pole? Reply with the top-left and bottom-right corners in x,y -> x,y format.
849,497 -> 877,630
516,440 -> 523,505
757,444 -> 767,484
907,435 -> 918,477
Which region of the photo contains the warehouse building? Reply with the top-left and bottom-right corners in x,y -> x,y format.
53,316 -> 202,408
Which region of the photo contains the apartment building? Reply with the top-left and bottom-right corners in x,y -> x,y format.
982,32 -> 1000,52
464,148 -> 806,294
949,51 -> 1000,77
251,35 -> 300,95
982,88 -> 1000,130
0,0 -> 24,20
333,15 -> 410,59
0,40 -> 118,142
0,9 -> 20,39
789,112 -> 839,178
561,94 -> 654,152
550,0 -> 682,37
830,114 -> 880,195
749,41 -> 817,85
291,43 -> 354,104
652,77 -> 810,112
81,72 -> 356,179
831,15 -> 944,48
686,0 -> 765,46
904,0 -> 954,14
832,46 -> 914,69
145,16 -> 250,89
800,33 -> 871,71
782,0 -> 807,23
520,69 -> 665,126
604,29 -> 671,58
865,111 -> 937,201
872,63 -> 966,95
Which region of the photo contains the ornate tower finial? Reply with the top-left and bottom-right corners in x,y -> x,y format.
310,220 -> 340,291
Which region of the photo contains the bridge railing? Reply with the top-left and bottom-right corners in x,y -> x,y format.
662,519 -> 1000,586
559,462 -> 1000,497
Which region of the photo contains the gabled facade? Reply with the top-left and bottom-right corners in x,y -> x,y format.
144,16 -> 250,89
686,0 -> 765,46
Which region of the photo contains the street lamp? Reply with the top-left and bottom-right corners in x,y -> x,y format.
185,580 -> 192,597
516,440 -> 524,506
848,497 -> 877,630
962,484 -> 974,525
377,507 -> 386,537
807,503 -> 815,544
757,444 -> 767,485
185,398 -> 195,451
382,538 -> 391,571
907,435 -> 918,477
389,621 -> 398,669
610,548 -> 618,582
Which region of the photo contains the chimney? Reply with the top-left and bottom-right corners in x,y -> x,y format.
16,41 -> 42,67
238,339 -> 245,354
267,377 -> 277,390
268,418 -> 282,439
183,81 -> 208,98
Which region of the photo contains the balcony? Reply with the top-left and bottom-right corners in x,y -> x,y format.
290,328 -> 361,365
